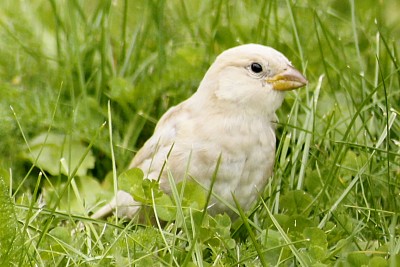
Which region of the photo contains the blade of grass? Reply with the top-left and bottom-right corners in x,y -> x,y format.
297,74 -> 323,189
107,101 -> 119,225
318,107 -> 396,228
260,198 -> 310,266
232,193 -> 268,267
181,154 -> 222,267
35,121 -> 106,249
376,55 -> 394,211
285,0 -> 304,65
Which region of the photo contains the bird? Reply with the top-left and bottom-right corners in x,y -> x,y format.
91,43 -> 307,220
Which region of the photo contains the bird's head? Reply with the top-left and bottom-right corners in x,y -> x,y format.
197,44 -> 307,115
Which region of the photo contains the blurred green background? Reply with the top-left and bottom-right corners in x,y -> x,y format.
0,0 -> 399,265
1,0 -> 398,187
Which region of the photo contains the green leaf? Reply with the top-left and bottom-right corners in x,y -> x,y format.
24,133 -> 95,177
280,190 -> 313,216
118,168 -> 147,202
177,180 -> 207,210
142,178 -> 163,200
118,168 -> 176,221
304,169 -> 323,195
200,213 -> 235,250
347,253 -> 369,266
283,215 -> 314,234
40,226 -> 73,263
262,229 -> 289,264
368,256 -> 388,267
303,227 -> 328,261
340,150 -> 368,180
43,175 -> 105,214
214,214 -> 235,249
154,193 -> 176,221
118,168 -> 144,192
0,177 -> 25,265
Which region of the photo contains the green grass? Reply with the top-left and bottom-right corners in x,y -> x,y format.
0,0 -> 399,266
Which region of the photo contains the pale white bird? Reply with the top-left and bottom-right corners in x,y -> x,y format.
92,44 -> 307,220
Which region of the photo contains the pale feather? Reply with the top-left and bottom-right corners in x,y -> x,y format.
92,43 -> 306,219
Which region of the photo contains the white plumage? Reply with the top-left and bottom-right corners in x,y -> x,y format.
92,44 -> 307,219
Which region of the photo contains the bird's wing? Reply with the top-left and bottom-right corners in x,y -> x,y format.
92,101 -> 193,220
129,99 -> 193,175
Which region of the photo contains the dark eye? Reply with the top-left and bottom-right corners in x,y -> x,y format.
250,63 -> 263,73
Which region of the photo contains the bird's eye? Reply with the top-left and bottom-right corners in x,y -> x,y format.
250,63 -> 263,73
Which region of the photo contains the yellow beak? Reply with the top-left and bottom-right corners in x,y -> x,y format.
266,65 -> 308,91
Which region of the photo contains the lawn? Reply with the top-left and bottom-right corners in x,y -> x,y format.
0,0 -> 399,266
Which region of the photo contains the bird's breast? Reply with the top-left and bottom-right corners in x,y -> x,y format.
167,112 -> 277,213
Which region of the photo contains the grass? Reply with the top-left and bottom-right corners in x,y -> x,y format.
0,0 -> 399,266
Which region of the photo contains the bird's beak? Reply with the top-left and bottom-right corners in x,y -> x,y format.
266,65 -> 308,91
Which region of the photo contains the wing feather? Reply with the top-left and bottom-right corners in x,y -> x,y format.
129,99 -> 193,177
